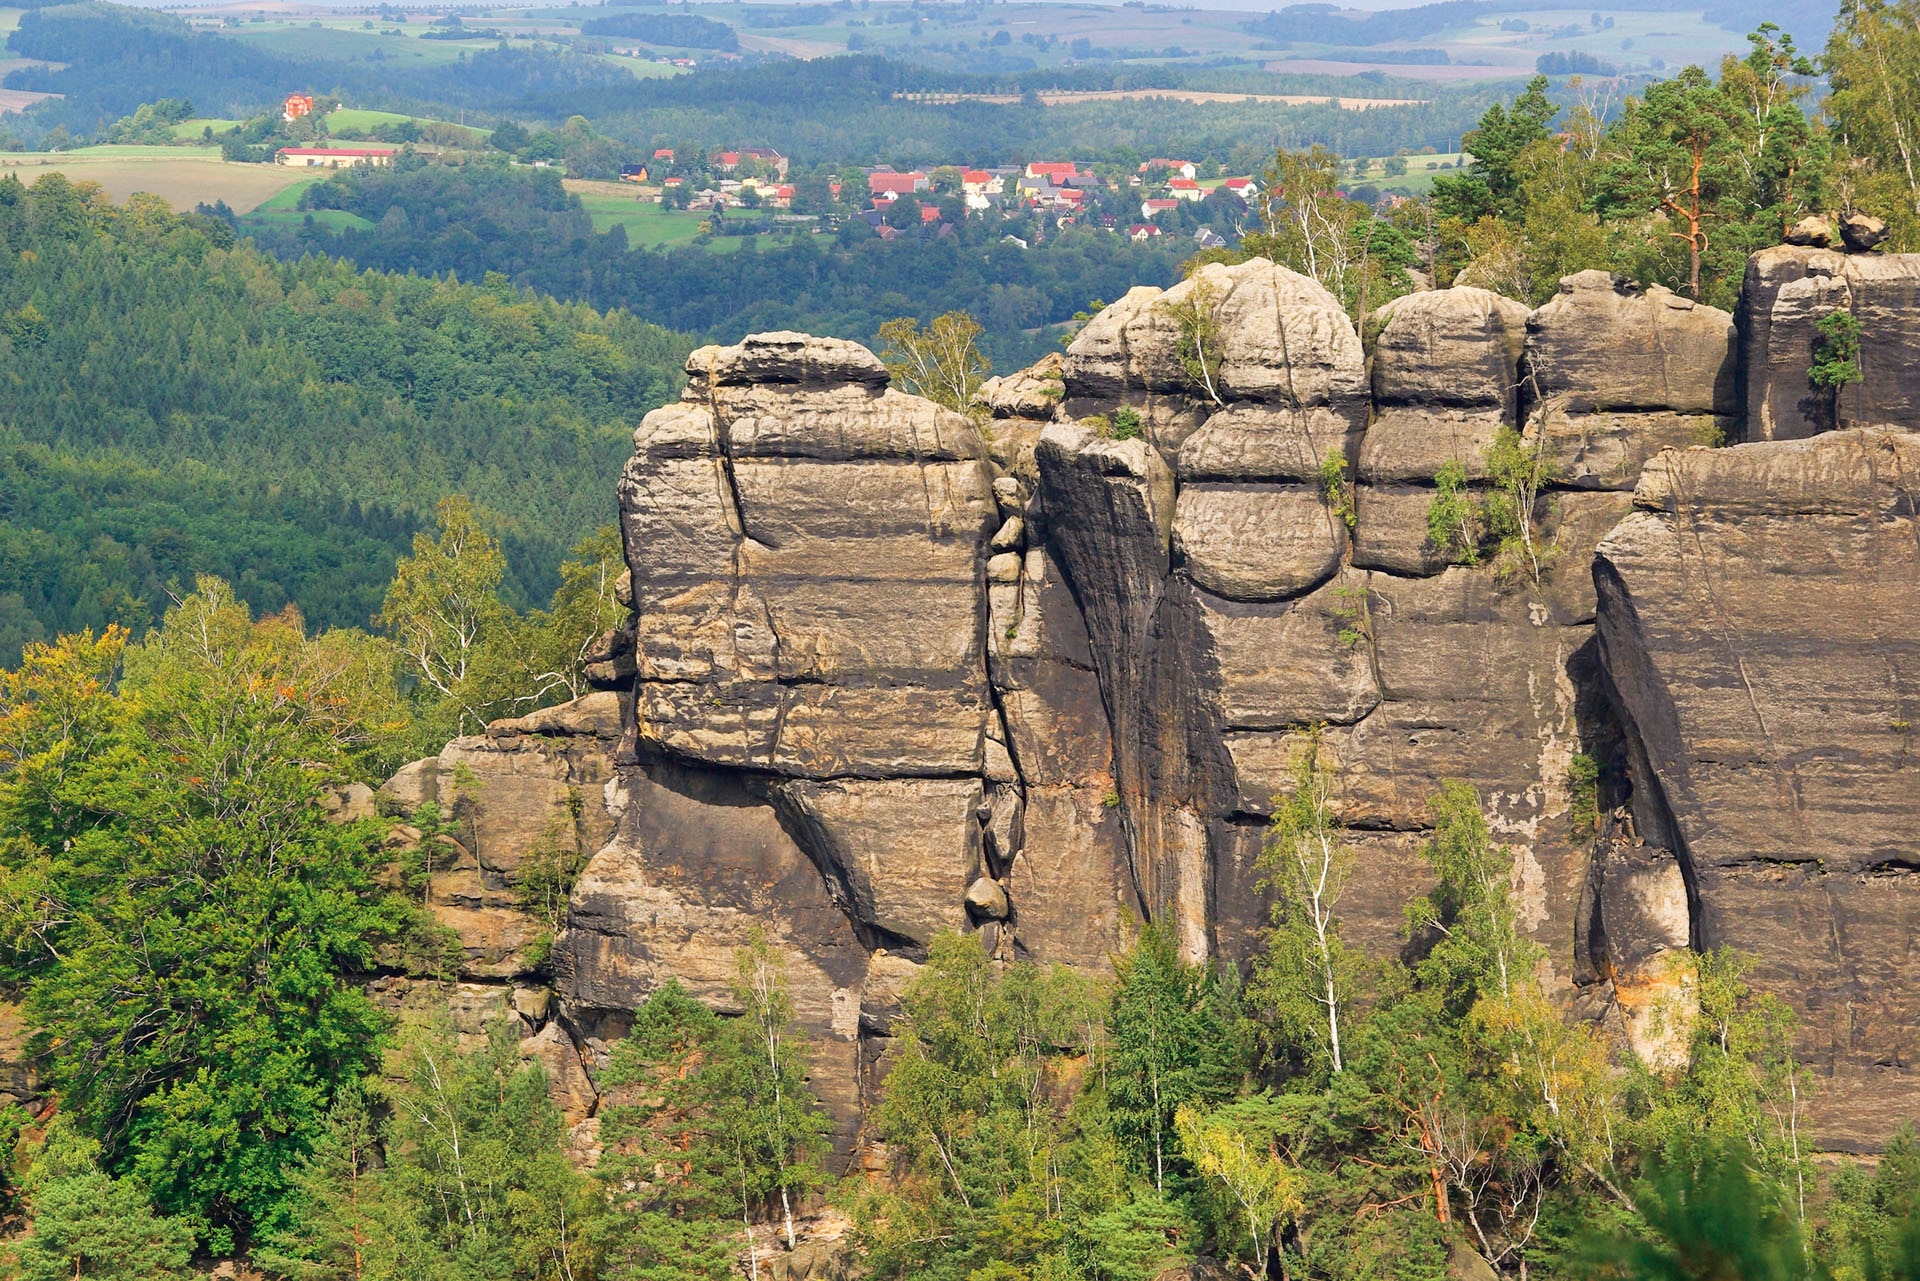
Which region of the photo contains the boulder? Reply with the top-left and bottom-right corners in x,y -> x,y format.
1170,484 -> 1346,601
1525,270 -> 1737,416
1369,286 -> 1530,415
684,331 -> 889,391
1177,403 -> 1361,482
1840,210 -> 1890,253
1786,215 -> 1835,248
981,351 -> 1067,420
1064,260 -> 1366,420
1738,246 -> 1920,440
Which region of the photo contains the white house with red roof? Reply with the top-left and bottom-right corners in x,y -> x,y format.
1167,177 -> 1205,202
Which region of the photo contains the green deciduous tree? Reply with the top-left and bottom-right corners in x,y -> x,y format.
878,311 -> 991,415
1110,924 -> 1243,1193
0,581 -> 427,1245
1826,0 -> 1920,248
1253,728 -> 1361,1076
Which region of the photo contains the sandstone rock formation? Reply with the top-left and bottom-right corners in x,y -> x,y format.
1595,429 -> 1920,1147
1740,245 -> 1920,442
373,251 -> 1920,1157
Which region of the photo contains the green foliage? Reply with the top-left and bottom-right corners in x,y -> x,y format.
1483,424 -> 1556,586
254,160 -> 1188,375
9,1121 -> 196,1281
1252,729 -> 1361,1077
0,582 -> 434,1244
1158,281 -> 1227,406
879,311 -> 992,416
261,1020 -> 598,1281
0,172 -> 687,661
1422,429 -> 1554,585
1432,75 -> 1557,225
1109,406 -> 1144,441
1109,924 -> 1243,1192
1425,458 -> 1482,566
1318,448 -> 1356,529
1811,309 -> 1865,390
1572,1144 -> 1805,1281
595,944 -> 834,1278
1569,752 -> 1602,837
102,97 -> 195,145
857,931 -> 1185,1281
380,509 -> 627,738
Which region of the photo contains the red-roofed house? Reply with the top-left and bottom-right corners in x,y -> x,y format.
283,93 -> 315,123
653,147 -> 676,162
1168,177 -> 1205,202
1139,158 -> 1198,180
1223,176 -> 1258,198
275,147 -> 394,169
868,171 -> 930,196
1128,223 -> 1163,240
1025,161 -> 1077,181
715,151 -> 742,171
921,204 -> 943,224
1140,198 -> 1179,218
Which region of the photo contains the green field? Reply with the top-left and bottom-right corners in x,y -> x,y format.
171,118 -> 246,141
1352,152 -> 1469,197
239,180 -> 370,231
569,188 -> 736,250
227,22 -> 481,67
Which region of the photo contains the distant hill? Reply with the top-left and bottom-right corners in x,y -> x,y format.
0,171 -> 691,663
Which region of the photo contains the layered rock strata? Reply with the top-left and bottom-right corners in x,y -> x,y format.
1595,430 -> 1920,1147
374,251 -> 1920,1156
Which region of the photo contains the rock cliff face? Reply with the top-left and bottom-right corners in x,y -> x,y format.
384,254 -> 1920,1158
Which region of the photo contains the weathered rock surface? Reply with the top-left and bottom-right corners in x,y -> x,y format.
1526,270 -> 1738,417
360,250 -> 1920,1161
1739,246 -> 1920,441
1595,429 -> 1920,1147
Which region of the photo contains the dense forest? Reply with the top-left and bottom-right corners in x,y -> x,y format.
0,172 -> 689,662
552,55 -> 1511,169
2,3 -> 1507,161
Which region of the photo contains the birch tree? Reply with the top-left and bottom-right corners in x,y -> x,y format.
1253,727 -> 1360,1076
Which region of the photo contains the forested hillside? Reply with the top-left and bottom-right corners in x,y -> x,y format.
0,172 -> 690,662
554,55 -> 1508,166
247,159 -> 1189,369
